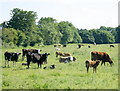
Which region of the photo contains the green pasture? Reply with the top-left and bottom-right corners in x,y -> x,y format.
1,44 -> 118,89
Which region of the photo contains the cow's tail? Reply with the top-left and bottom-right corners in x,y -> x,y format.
85,60 -> 89,67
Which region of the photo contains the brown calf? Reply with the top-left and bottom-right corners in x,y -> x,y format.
85,60 -> 100,73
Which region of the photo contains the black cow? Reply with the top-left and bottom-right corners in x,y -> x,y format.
26,52 -> 50,69
63,44 -> 67,47
22,49 -> 42,61
4,51 -> 21,67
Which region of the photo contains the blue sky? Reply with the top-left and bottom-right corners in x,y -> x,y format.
0,0 -> 119,29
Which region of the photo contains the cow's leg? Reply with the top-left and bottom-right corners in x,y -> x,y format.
40,64 -> 42,69
104,62 -> 105,66
93,68 -> 95,73
101,61 -> 104,66
87,67 -> 89,73
38,63 -> 40,68
27,62 -> 30,69
13,61 -> 14,67
5,60 -> 7,67
94,67 -> 97,73
7,61 -> 10,68
22,56 -> 25,61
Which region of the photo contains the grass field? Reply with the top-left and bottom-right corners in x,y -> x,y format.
1,44 -> 118,89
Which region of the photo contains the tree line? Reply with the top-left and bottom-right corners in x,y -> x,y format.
0,8 -> 120,47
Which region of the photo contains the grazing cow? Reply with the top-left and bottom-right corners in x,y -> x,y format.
59,56 -> 76,63
78,44 -> 84,48
78,44 -> 81,48
63,44 -> 67,47
91,51 -> 113,66
54,44 -> 57,47
56,52 -> 71,57
88,46 -> 91,48
110,45 -> 114,48
26,52 -> 50,69
22,49 -> 42,61
4,51 -> 21,67
85,60 -> 100,73
58,44 -> 62,47
43,64 -> 56,69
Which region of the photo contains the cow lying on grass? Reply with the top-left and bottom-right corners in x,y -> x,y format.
4,51 -> 21,67
56,52 -> 71,57
85,60 -> 100,73
91,51 -> 113,66
26,52 -> 50,69
59,56 -> 76,63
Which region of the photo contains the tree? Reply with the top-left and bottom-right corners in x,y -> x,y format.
2,28 -> 18,46
91,29 -> 115,44
58,21 -> 82,44
38,17 -> 62,45
7,8 -> 37,32
116,26 -> 120,43
78,29 -> 95,43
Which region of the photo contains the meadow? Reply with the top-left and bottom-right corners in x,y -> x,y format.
1,44 -> 118,89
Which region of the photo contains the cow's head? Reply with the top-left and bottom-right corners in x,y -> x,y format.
17,53 -> 21,56
109,60 -> 113,67
73,57 -> 77,61
96,60 -> 100,65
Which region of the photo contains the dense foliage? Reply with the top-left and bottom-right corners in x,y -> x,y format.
1,8 -> 119,47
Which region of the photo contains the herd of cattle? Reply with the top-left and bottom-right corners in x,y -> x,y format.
4,44 -> 114,73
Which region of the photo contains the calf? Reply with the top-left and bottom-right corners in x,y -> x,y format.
85,60 -> 100,73
26,52 -> 50,69
4,51 -> 21,67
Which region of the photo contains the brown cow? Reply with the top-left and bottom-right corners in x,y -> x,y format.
85,60 -> 100,73
22,49 -> 42,61
56,52 -> 71,57
91,51 -> 113,66
56,52 -> 64,57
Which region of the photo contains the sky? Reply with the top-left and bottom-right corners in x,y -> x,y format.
0,0 -> 119,29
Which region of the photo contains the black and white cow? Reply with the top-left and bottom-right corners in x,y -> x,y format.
26,52 -> 50,69
4,51 -> 21,67
59,56 -> 76,63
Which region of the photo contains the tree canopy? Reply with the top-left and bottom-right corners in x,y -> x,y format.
1,8 -> 119,48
